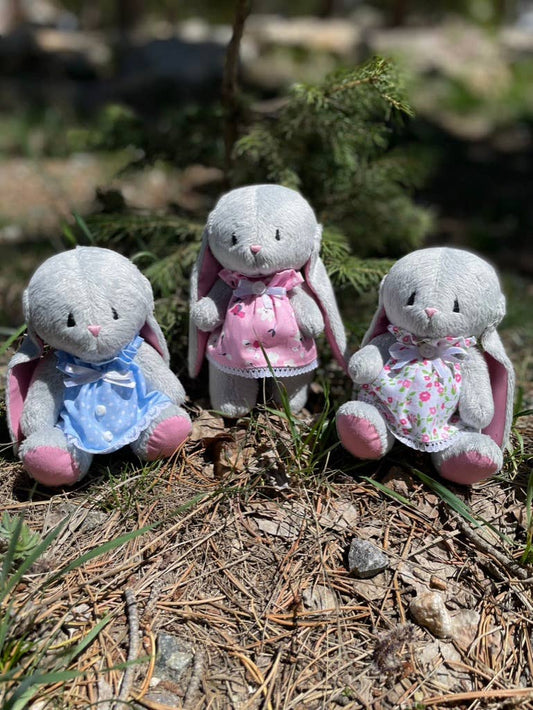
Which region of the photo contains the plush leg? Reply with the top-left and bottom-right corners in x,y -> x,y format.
209,365 -> 259,417
336,401 -> 395,460
131,405 -> 192,461
432,433 -> 503,485
20,428 -> 92,487
272,372 -> 314,413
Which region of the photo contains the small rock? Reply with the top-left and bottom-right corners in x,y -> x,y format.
347,538 -> 389,579
410,592 -> 453,638
429,575 -> 447,591
154,633 -> 194,684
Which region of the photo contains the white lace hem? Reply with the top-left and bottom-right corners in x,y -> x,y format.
207,354 -> 318,379
389,427 -> 466,453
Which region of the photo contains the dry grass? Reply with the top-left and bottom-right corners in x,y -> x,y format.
1,393 -> 532,710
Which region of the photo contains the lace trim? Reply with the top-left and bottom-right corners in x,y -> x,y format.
390,428 -> 465,453
207,354 -> 318,379
60,400 -> 173,454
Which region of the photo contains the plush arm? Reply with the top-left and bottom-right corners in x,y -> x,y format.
348,333 -> 395,384
289,284 -> 325,339
136,341 -> 186,405
20,355 -> 65,436
190,280 -> 232,332
458,348 -> 494,429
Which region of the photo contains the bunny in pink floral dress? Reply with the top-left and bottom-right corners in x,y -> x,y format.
336,247 -> 515,485
206,268 -> 318,378
189,184 -> 347,417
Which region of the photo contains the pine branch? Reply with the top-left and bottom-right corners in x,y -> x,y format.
222,0 -> 251,178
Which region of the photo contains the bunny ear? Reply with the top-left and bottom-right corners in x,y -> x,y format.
361,275 -> 390,346
304,225 -> 349,371
6,289 -> 45,447
140,314 -> 170,365
188,228 -> 221,378
480,327 -> 515,449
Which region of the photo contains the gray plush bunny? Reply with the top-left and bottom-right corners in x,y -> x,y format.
336,247 -> 515,485
188,184 -> 347,416
7,246 -> 191,487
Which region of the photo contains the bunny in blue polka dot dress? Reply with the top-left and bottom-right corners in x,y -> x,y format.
7,247 -> 192,487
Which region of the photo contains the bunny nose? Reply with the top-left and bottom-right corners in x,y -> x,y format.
88,325 -> 102,337
425,308 -> 438,318
250,244 -> 262,254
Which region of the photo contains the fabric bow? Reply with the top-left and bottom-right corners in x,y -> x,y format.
389,334 -> 474,380
62,362 -> 136,389
234,280 -> 286,310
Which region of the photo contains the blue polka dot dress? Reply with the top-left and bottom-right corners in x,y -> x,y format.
55,336 -> 172,454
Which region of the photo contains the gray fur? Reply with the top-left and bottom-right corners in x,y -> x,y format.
209,364 -> 259,417
189,184 -> 346,416
191,279 -> 232,332
288,285 -> 325,339
9,246 -> 189,483
348,333 -> 393,384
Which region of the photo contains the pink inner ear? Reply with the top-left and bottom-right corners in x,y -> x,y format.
140,322 -> 164,359
8,359 -> 40,443
303,259 -> 349,373
482,352 -> 508,447
368,308 -> 390,340
193,245 -> 222,378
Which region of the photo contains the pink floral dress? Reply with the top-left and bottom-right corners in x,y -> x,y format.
206,269 -> 318,378
358,325 -> 476,452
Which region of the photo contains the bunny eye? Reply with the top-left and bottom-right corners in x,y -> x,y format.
67,313 -> 76,327
453,298 -> 460,313
112,307 -> 119,320
406,291 -> 416,306
275,228 -> 281,241
231,233 -> 238,246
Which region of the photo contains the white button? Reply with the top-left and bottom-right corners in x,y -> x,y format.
419,343 -> 437,359
103,431 -> 113,442
252,281 -> 266,295
95,405 -> 106,417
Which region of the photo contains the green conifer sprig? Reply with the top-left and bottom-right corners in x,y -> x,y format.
234,56 -> 432,258
321,228 -> 392,293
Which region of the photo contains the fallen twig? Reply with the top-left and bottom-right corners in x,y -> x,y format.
455,517 -> 530,581
183,648 -> 206,710
114,588 -> 140,710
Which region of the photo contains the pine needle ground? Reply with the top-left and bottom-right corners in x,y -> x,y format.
0,378 -> 532,709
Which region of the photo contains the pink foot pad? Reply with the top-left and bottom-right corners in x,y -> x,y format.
23,447 -> 81,487
337,414 -> 385,460
439,451 -> 499,485
145,416 -> 192,460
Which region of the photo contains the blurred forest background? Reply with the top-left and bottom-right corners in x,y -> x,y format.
0,0 -> 532,379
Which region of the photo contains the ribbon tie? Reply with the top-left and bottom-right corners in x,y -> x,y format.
388,332 -> 475,380
234,279 -> 286,310
62,362 -> 136,389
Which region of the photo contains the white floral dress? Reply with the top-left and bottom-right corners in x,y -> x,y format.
358,325 -> 476,452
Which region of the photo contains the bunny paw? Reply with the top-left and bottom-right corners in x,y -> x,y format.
20,430 -> 91,486
22,447 -> 81,486
432,434 -> 502,485
336,401 -> 394,459
133,406 -> 192,460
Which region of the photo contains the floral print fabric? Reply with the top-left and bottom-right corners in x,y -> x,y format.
358,325 -> 477,452
206,268 -> 318,378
